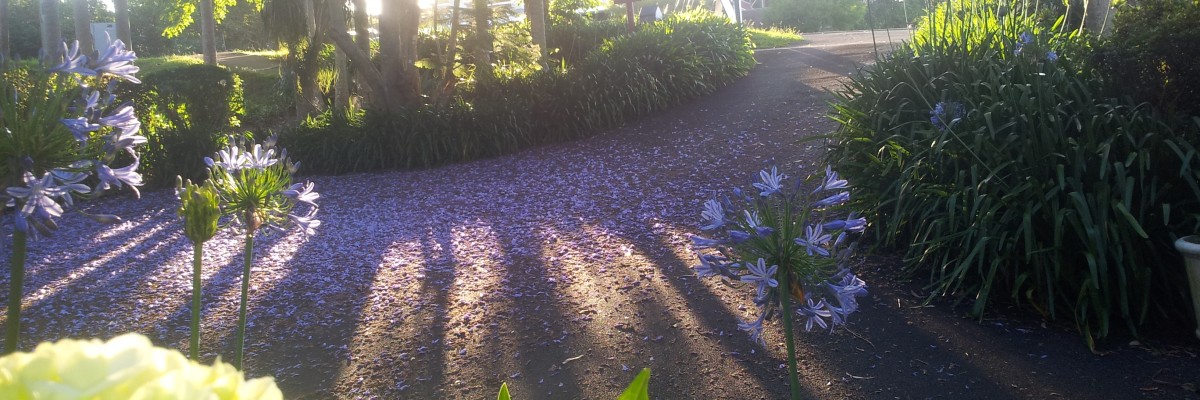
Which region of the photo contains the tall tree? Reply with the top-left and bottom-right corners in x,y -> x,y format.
39,0 -> 61,63
72,0 -> 92,55
1,0 -> 10,62
524,0 -> 545,61
472,0 -> 491,77
113,0 -> 131,47
376,0 -> 420,106
200,0 -> 216,64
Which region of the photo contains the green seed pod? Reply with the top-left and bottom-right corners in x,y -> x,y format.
177,178 -> 221,244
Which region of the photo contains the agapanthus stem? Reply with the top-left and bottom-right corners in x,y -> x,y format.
4,229 -> 27,355
190,242 -> 203,360
779,268 -> 802,400
233,232 -> 254,370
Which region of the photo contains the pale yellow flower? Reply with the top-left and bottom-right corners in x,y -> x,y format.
0,333 -> 282,400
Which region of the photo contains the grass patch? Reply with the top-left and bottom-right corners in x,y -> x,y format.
748,26 -> 804,48
136,55 -> 205,76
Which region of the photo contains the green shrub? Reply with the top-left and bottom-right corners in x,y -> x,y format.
127,64 -> 247,185
546,17 -> 626,66
283,10 -> 754,174
825,0 -> 1200,345
1095,0 -> 1200,118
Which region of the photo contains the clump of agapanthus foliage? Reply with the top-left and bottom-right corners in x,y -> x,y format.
1,40 -> 145,354
692,166 -> 867,399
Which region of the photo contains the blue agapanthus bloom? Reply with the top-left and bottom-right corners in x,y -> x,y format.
1046,50 -> 1058,62
3,39 -> 145,237
691,166 -> 868,346
930,101 -> 966,131
1014,31 -> 1035,55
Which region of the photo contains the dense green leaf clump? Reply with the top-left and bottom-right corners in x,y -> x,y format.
825,0 -> 1200,345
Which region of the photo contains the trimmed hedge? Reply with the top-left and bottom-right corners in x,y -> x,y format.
125,64 -> 247,186
283,10 -> 755,174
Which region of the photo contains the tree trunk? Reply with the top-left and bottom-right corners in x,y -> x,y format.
525,0 -> 545,61
1,0 -> 10,63
39,0 -> 61,64
438,0 -> 462,103
72,0 -> 92,55
377,0 -> 420,107
113,0 -> 131,48
328,0 -> 350,112
328,29 -> 395,108
351,0 -> 369,54
472,0 -> 491,78
294,0 -> 326,119
200,0 -> 217,64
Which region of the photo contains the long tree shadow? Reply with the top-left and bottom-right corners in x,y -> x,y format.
200,200 -> 398,398
480,217 -> 590,398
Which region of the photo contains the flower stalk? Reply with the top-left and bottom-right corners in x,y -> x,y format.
779,266 -> 801,400
177,178 -> 220,360
234,231 -> 254,370
4,230 -> 27,354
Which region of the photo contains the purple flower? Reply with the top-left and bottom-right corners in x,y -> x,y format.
244,144 -> 279,170
1046,50 -> 1058,62
1015,32 -> 1034,55
288,212 -> 320,236
752,166 -> 784,197
814,191 -> 850,207
822,215 -> 866,232
99,103 -> 144,152
738,314 -> 767,345
48,41 -> 95,76
61,117 -> 100,143
794,225 -> 832,257
691,236 -> 724,249
6,172 -> 66,222
91,40 -> 140,83
930,101 -> 965,131
814,166 -> 848,193
700,198 -> 725,230
729,230 -> 753,243
282,181 -> 320,207
797,298 -> 832,331
96,159 -> 143,198
740,258 -> 779,300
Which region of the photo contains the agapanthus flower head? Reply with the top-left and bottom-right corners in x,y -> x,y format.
930,101 -> 966,131
4,39 -> 147,238
692,165 -> 867,345
1046,50 -> 1058,62
206,139 -> 320,237
1014,31 -> 1035,55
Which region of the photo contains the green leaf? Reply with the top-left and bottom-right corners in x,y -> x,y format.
617,368 -> 651,400
498,382 -> 511,400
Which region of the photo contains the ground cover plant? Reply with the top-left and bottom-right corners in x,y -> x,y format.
824,0 -> 1200,345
